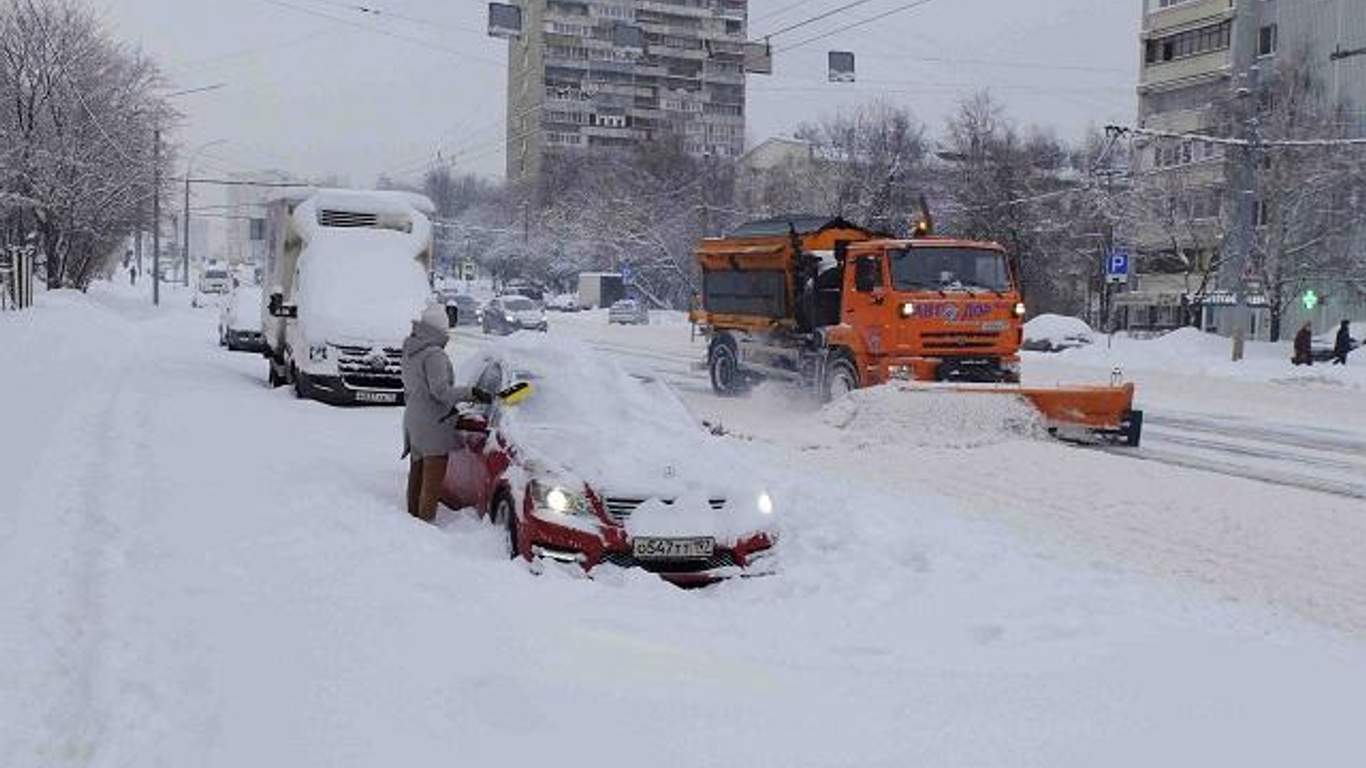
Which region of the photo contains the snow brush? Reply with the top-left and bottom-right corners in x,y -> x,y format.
497,381 -> 533,406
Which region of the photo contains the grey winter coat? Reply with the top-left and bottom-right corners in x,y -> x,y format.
401,321 -> 474,459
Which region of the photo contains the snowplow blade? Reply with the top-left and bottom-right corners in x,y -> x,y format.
947,382 -> 1143,447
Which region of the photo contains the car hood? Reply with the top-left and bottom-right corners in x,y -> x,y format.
500,420 -> 774,539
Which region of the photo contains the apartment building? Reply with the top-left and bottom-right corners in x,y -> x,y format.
505,0 -> 749,183
1123,0 -> 1366,336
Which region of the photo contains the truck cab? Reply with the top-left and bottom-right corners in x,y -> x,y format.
833,238 -> 1025,385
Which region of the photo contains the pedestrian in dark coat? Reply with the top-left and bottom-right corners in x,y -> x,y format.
1332,319 -> 1354,365
1292,322 -> 1313,366
401,304 -> 489,522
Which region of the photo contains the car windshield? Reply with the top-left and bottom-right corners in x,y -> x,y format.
502,297 -> 534,311
888,247 -> 1011,293
205,270 -> 228,279
454,296 -> 477,307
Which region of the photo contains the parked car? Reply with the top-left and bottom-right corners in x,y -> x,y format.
442,336 -> 777,586
544,293 -> 581,312
440,291 -> 481,326
198,266 -> 232,295
218,285 -> 266,352
608,298 -> 650,325
483,295 -> 548,335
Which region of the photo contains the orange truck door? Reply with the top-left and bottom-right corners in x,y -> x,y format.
844,252 -> 891,359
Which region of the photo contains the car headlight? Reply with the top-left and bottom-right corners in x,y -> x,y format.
530,481 -> 589,516
899,302 -> 915,318
757,491 -> 775,515
308,343 -> 328,361
1014,302 -> 1027,318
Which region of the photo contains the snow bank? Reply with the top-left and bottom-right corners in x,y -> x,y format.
820,385 -> 1045,449
292,195 -> 433,343
1023,313 -> 1094,352
1046,326 -> 1366,391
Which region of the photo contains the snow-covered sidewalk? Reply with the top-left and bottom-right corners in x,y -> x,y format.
4,283 -> 1366,767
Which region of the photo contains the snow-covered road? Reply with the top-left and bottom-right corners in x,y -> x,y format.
5,285 -> 1366,767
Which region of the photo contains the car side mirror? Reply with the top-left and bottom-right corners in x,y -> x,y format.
268,292 -> 297,318
455,413 -> 488,433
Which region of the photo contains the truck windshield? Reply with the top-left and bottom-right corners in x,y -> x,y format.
889,247 -> 1011,293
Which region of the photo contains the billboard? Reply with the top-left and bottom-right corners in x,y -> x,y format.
487,3 -> 522,39
828,51 -> 855,83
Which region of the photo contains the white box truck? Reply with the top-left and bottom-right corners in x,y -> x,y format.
577,272 -> 625,309
262,189 -> 436,405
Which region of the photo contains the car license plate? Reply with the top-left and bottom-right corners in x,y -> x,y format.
355,391 -> 397,404
632,537 -> 715,560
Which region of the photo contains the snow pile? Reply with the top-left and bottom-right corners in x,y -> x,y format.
1045,325 -> 1366,390
292,194 -> 433,343
820,385 -> 1045,449
1023,313 -> 1094,352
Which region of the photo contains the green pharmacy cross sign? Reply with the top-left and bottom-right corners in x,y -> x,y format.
1301,289 -> 1319,310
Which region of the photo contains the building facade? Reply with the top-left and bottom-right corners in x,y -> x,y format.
505,0 -> 749,183
1124,0 -> 1366,337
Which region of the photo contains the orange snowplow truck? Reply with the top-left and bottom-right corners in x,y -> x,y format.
690,215 -> 1143,446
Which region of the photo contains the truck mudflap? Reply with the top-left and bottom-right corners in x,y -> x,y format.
933,382 -> 1143,447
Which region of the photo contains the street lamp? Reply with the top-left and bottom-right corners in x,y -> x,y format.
184,139 -> 228,287
149,82 -> 227,306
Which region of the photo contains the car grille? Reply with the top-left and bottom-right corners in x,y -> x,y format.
602,496 -> 726,523
336,344 -> 403,390
603,550 -> 736,573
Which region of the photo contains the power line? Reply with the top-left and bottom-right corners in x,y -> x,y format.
294,0 -> 486,36
776,0 -> 942,53
753,0 -> 823,28
763,0 -> 882,40
254,0 -> 502,68
1106,124 -> 1366,149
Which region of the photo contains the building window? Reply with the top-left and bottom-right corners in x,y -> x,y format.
1145,20 -> 1232,65
1259,24 -> 1278,57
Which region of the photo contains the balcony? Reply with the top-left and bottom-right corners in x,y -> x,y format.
1139,49 -> 1231,91
1143,0 -> 1231,34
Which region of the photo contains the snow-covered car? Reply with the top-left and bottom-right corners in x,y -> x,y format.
198,266 -> 232,295
439,292 -> 481,326
219,285 -> 266,352
442,336 -> 777,586
544,293 -> 581,312
607,298 -> 649,325
482,295 -> 547,335
1022,314 -> 1095,352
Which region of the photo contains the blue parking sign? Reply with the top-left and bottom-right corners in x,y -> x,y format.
1106,249 -> 1130,283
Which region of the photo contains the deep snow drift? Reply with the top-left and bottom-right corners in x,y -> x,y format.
4,281 -> 1366,768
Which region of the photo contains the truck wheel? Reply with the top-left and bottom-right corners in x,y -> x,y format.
709,338 -> 747,396
823,357 -> 859,402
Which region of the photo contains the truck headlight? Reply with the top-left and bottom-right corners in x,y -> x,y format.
1013,302 -> 1027,318
899,302 -> 915,318
530,481 -> 589,516
308,344 -> 328,361
757,491 -> 775,515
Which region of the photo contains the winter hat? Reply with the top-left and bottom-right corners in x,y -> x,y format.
420,303 -> 449,331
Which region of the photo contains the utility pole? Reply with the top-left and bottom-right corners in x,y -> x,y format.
1229,0 -> 1262,361
153,128 -> 161,306
183,175 -> 192,287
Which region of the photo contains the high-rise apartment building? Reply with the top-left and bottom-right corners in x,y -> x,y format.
1124,0 -> 1366,336
505,0 -> 749,183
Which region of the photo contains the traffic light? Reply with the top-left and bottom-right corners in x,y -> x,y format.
1301,289 -> 1319,310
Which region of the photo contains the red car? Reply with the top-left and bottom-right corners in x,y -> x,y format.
440,336 -> 777,586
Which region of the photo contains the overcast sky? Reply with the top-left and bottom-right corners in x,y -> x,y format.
98,0 -> 1141,186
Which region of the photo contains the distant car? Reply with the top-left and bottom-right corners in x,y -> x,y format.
501,281 -> 544,302
440,292 -> 481,326
483,295 -> 548,335
442,336 -> 777,586
218,285 -> 266,352
199,267 -> 232,295
544,294 -> 581,313
608,299 -> 650,325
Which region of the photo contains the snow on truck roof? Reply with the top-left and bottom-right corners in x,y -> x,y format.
270,188 -> 436,216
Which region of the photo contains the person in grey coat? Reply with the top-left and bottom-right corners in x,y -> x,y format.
402,303 -> 490,522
